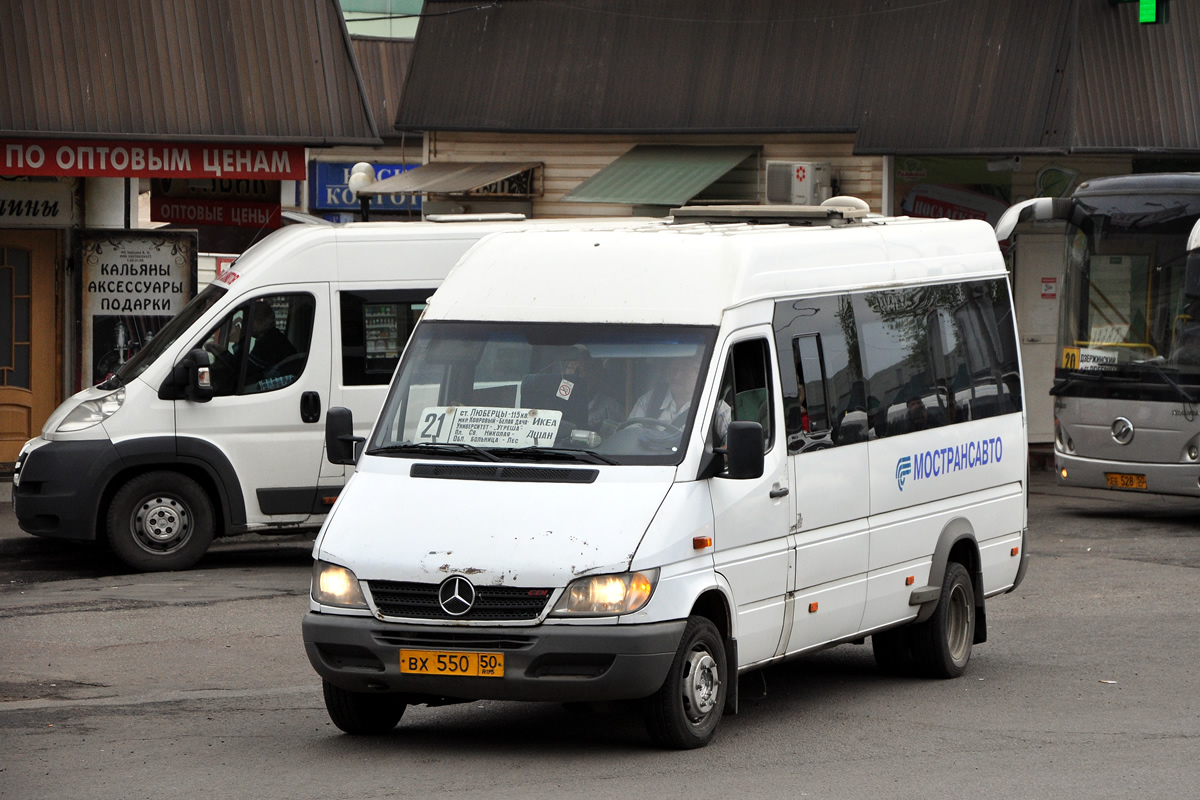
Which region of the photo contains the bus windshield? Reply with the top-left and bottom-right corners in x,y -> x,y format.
1057,188 -> 1200,394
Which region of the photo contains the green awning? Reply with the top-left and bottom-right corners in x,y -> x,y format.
562,145 -> 757,205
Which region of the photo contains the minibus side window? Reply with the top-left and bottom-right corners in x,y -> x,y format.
773,294 -> 862,449
853,280 -> 1022,439
339,290 -> 428,386
713,338 -> 773,453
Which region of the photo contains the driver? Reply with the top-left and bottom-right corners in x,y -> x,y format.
628,357 -> 730,441
245,299 -> 296,379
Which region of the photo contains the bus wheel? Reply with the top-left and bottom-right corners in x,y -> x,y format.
106,472 -> 214,572
323,681 -> 406,735
644,616 -> 727,749
910,562 -> 975,678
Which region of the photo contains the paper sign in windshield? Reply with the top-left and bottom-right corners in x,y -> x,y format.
416,406 -> 562,448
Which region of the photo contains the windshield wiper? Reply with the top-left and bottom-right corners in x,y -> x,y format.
367,442 -> 501,462
500,446 -> 619,465
1134,359 -> 1197,404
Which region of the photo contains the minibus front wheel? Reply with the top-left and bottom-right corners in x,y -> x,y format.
106,471 -> 215,572
644,615 -> 727,749
323,680 -> 406,735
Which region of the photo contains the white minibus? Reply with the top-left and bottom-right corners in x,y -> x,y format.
12,217 -> 649,571
303,202 -> 1030,748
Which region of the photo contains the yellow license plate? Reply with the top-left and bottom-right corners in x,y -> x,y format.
1105,472 -> 1147,490
400,649 -> 504,677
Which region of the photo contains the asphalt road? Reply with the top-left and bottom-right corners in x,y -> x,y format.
1,470 -> 1198,800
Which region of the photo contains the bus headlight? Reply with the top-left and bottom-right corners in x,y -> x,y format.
550,569 -> 659,616
312,560 -> 369,609
57,388 -> 125,432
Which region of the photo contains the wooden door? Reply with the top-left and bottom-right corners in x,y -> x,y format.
0,230 -> 58,462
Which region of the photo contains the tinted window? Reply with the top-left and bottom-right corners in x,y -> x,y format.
340,290 -> 428,386
773,279 -> 1021,448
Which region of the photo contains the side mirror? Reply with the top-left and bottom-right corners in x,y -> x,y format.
326,406 -> 365,465
723,421 -> 765,480
169,348 -> 213,403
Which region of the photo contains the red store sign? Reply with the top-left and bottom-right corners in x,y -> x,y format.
2,138 -> 306,180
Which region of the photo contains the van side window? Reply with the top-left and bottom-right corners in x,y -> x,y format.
857,280 -> 1022,438
714,338 -> 773,452
200,293 -> 315,396
340,290 -> 428,386
773,295 -> 864,450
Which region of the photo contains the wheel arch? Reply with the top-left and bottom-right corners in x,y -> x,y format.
915,516 -> 987,643
102,436 -> 246,539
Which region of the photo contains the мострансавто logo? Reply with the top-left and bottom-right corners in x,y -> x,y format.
896,437 -> 1003,491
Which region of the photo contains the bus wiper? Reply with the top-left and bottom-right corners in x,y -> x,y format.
1049,371 -> 1103,396
1135,359 -> 1196,404
500,446 -> 619,465
367,441 -> 501,462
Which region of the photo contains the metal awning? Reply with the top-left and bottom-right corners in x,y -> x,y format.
358,161 -> 542,196
563,145 -> 757,205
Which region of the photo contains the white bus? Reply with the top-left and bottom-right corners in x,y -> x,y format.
304,202 -> 1029,748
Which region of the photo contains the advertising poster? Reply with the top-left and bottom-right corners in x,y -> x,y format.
893,157 -> 1012,226
77,230 -> 198,387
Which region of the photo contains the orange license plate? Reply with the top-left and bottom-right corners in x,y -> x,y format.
1105,472 -> 1147,490
400,649 -> 504,677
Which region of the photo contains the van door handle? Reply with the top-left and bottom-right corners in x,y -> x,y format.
769,486 -> 789,499
301,391 -> 321,423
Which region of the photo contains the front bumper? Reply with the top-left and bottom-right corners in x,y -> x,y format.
13,438 -> 123,541
1055,451 -> 1200,497
302,613 -> 686,703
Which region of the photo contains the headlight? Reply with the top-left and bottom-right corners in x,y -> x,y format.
57,387 -> 125,432
550,569 -> 659,616
312,560 -> 369,609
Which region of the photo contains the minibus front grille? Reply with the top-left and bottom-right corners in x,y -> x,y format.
368,581 -> 552,620
410,463 -> 599,483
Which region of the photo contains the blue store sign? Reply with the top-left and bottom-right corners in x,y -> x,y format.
309,162 -> 421,211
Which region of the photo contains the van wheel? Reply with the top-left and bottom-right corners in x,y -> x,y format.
872,627 -> 915,676
106,472 -> 215,572
644,616 -> 727,749
323,681 -> 406,735
909,562 -> 975,678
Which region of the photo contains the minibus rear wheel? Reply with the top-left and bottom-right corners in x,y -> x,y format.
323,681 -> 406,735
106,471 -> 215,572
644,615 -> 727,749
909,561 -> 975,678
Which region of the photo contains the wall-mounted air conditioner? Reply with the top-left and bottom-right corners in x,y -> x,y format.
765,161 -> 833,205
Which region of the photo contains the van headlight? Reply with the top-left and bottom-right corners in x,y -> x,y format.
57,388 -> 125,432
312,560 -> 369,609
550,569 -> 659,616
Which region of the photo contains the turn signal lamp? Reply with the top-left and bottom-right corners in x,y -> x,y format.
693,536 -> 713,549
1060,468 -> 1069,480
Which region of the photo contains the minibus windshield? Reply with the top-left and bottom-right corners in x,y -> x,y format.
109,284 -> 227,386
369,321 -> 718,466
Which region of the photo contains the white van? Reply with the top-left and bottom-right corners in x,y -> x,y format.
302,204 -> 1030,749
12,218 -> 649,571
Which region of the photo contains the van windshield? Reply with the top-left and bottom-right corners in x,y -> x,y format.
370,321 -> 718,466
110,284 -> 227,385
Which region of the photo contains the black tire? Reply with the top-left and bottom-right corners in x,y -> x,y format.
106,471 -> 215,572
909,561 -> 976,679
872,627 -> 916,676
323,681 -> 406,735
644,616 -> 727,750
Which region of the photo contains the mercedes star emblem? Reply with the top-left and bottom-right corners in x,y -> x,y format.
1111,417 -> 1135,445
438,575 -> 477,616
